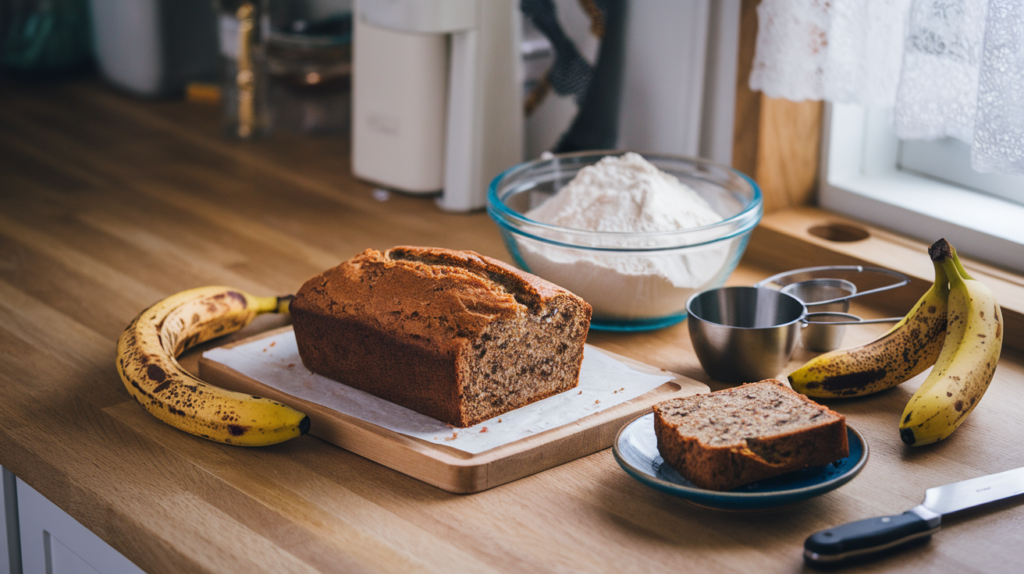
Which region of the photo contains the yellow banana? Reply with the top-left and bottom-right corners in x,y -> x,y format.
116,286 -> 310,446
899,240 -> 1002,446
788,258 -> 949,398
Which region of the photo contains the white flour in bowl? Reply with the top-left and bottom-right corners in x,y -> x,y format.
521,153 -> 731,320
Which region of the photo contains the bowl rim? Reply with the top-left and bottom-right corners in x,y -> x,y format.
486,149 -> 764,249
686,286 -> 809,330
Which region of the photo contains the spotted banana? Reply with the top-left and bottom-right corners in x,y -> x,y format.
116,286 -> 310,446
788,256 -> 949,398
899,239 -> 1002,446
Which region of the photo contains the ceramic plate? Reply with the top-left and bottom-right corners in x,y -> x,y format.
613,413 -> 868,511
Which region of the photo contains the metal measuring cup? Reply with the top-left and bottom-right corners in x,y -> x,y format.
781,279 -> 857,352
685,266 -> 911,383
756,266 -> 910,352
686,286 -> 806,383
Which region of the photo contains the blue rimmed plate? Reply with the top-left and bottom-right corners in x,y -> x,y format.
613,413 -> 868,511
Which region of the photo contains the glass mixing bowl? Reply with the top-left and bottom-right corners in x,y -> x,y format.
487,151 -> 763,331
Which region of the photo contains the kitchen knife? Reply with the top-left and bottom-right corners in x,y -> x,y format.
804,465 -> 1024,564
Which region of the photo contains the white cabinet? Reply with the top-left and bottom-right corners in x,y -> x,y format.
14,477 -> 145,574
2,466 -> 13,574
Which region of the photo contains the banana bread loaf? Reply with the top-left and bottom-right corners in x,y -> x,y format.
290,246 -> 592,427
653,379 -> 848,491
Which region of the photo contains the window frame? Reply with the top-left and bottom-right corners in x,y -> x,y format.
818,103 -> 1024,275
899,138 -> 1024,207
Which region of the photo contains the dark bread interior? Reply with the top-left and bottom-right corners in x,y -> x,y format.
653,379 -> 849,491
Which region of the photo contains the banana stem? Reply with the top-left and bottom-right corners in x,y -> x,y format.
276,295 -> 293,315
940,257 -> 965,290
931,258 -> 949,296
254,295 -> 294,315
950,246 -> 975,281
929,238 -> 966,289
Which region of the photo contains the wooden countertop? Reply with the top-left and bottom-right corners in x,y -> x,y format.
2,78 -> 1023,573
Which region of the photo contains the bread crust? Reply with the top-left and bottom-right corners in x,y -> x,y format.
653,379 -> 848,491
291,246 -> 592,427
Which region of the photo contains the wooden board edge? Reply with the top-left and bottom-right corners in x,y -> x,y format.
197,329 -> 708,494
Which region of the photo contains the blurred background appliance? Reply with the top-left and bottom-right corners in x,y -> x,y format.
616,0 -> 738,167
351,0 -> 523,212
89,0 -> 219,97
264,0 -> 352,135
217,0 -> 269,138
0,0 -> 92,75
350,0 -> 739,212
75,0 -> 740,200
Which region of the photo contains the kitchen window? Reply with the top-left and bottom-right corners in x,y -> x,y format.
746,0 -> 1024,276
819,103 -> 1024,275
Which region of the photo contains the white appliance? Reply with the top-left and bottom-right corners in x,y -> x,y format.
352,0 -> 524,212
89,0 -> 219,97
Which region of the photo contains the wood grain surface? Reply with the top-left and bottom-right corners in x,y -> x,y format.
199,328 -> 707,494
2,77 -> 1023,574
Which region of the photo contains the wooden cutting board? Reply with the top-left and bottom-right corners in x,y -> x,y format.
198,327 -> 707,494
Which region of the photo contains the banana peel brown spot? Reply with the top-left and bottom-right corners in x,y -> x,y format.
227,424 -> 247,436
954,400 -> 964,411
146,364 -> 166,384
818,369 -> 888,392
223,291 -> 247,307
900,427 -> 916,445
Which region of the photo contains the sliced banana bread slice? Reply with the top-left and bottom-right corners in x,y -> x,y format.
653,379 -> 848,491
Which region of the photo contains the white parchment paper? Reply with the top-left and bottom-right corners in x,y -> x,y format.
203,330 -> 674,454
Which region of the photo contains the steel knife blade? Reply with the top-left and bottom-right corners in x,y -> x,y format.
803,465 -> 1024,565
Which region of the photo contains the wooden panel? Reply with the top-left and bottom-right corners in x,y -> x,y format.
198,329 -> 708,494
732,0 -> 762,179
733,0 -> 824,212
755,98 -> 823,212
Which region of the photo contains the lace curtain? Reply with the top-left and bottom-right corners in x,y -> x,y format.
749,0 -> 1024,176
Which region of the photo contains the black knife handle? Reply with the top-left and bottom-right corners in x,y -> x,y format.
803,510 -> 941,564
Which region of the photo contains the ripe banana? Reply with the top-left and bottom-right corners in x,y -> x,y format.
899,240 -> 1002,446
116,286 -> 310,446
788,259 -> 949,398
